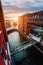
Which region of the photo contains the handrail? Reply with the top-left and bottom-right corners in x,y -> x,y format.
11,41 -> 28,52
11,40 -> 37,55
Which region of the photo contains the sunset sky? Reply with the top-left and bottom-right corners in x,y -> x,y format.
1,0 -> 43,17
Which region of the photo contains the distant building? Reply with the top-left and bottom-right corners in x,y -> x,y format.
5,20 -> 11,28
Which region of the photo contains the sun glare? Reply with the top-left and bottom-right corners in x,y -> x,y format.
14,17 -> 18,21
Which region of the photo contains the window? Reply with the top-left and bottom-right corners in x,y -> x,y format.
1,49 -> 6,60
39,14 -> 43,18
0,30 -> 2,34
35,15 -> 37,18
37,15 -> 39,18
40,19 -> 42,21
2,39 -> 7,49
32,15 -> 34,18
0,47 -> 2,54
1,49 -> 8,65
30,29 -> 41,37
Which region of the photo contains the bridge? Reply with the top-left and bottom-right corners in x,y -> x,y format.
6,26 -> 18,34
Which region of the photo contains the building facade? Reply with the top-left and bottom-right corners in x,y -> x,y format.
18,11 -> 43,37
0,1 -> 11,65
18,11 -> 43,53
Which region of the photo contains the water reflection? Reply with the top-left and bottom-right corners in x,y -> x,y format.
8,31 -> 27,62
12,50 -> 27,62
8,31 -> 26,51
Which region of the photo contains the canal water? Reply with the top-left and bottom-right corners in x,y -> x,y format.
8,31 -> 28,63
8,31 -> 43,65
8,31 -> 26,51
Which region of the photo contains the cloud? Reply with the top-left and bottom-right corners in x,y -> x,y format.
1,0 -> 43,16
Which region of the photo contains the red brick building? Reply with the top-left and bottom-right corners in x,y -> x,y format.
18,11 -> 43,53
0,1 -> 11,65
18,11 -> 43,35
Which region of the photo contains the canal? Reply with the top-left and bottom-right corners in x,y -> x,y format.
8,31 -> 28,65
8,31 -> 26,51
8,31 -> 43,65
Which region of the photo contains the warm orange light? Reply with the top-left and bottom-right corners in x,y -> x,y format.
14,17 -> 18,21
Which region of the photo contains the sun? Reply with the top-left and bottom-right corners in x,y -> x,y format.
14,17 -> 18,21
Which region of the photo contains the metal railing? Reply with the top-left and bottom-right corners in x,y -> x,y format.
11,40 -> 37,55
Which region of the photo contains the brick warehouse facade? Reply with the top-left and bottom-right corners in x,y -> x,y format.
18,11 -> 43,35
18,11 -> 43,53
